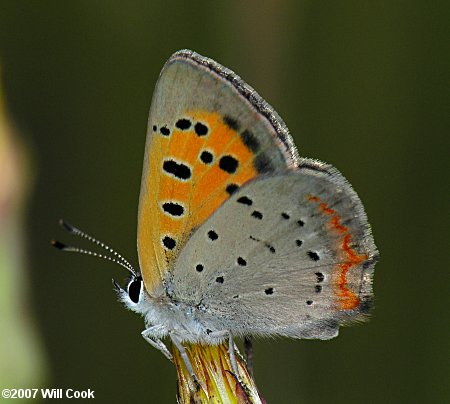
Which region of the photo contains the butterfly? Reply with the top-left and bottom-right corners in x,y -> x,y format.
54,49 -> 378,384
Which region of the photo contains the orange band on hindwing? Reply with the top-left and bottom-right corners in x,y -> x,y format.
307,195 -> 368,310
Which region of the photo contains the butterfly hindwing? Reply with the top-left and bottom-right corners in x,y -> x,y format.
171,159 -> 378,338
138,50 -> 299,294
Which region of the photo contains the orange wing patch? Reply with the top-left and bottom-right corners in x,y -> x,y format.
307,195 -> 368,310
138,111 -> 259,293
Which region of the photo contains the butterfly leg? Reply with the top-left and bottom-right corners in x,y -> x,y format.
169,332 -> 200,390
141,327 -> 173,362
208,330 -> 242,383
244,336 -> 254,378
227,334 -> 240,380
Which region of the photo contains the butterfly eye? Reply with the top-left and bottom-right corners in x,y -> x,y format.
127,278 -> 142,304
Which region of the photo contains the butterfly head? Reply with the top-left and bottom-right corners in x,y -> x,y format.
112,274 -> 146,311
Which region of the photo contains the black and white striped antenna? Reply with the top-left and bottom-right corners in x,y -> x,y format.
51,219 -> 137,277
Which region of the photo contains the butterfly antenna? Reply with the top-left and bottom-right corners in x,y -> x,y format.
52,219 -> 137,276
58,219 -> 135,270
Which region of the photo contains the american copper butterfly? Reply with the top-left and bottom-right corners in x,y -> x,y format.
54,50 -> 378,384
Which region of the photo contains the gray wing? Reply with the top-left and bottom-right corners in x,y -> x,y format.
170,159 -> 378,339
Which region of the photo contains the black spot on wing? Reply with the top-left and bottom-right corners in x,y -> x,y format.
307,251 -> 320,261
248,235 -> 275,253
223,115 -> 239,130
162,202 -> 184,217
208,230 -> 218,241
219,155 -> 239,174
162,236 -> 176,250
160,126 -> 170,136
200,150 -> 213,164
237,196 -> 252,205
194,122 -> 208,136
175,118 -> 191,130
226,183 -> 239,195
241,129 -> 260,152
254,153 -> 273,173
163,160 -> 191,180
251,211 -> 263,220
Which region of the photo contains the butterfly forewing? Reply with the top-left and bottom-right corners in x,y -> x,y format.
138,51 -> 299,294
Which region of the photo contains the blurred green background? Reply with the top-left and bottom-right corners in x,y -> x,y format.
0,1 -> 448,403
